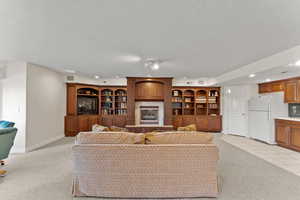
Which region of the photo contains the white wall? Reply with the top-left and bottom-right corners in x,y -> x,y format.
26,63 -> 66,151
0,62 -> 66,153
0,62 -> 27,153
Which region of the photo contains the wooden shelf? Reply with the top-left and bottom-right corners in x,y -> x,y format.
171,87 -> 220,117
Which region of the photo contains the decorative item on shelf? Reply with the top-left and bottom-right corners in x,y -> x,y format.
195,96 -> 207,103
209,104 -> 218,109
185,97 -> 192,103
173,90 -> 179,96
208,97 -> 217,104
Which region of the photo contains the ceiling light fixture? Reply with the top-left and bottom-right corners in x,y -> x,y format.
94,75 -> 100,79
295,60 -> 300,66
249,74 -> 256,78
151,62 -> 160,70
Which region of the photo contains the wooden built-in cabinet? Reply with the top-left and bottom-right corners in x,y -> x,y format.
65,83 -> 128,136
275,119 -> 300,152
258,81 -> 284,93
258,77 -> 300,103
171,87 -> 221,132
172,87 -> 221,116
65,82 -> 222,136
172,115 -> 222,132
284,79 -> 300,103
135,81 -> 164,101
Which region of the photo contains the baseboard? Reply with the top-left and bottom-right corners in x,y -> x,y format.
26,135 -> 64,152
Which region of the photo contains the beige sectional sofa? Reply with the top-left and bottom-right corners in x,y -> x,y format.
72,131 -> 219,198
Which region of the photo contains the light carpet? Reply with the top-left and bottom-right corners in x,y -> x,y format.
1,135 -> 300,200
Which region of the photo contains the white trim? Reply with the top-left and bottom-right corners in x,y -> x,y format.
10,147 -> 26,154
26,135 -> 64,152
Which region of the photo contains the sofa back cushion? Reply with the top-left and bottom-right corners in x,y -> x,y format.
76,132 -> 145,144
0,121 -> 15,128
145,132 -> 213,144
177,124 -> 197,131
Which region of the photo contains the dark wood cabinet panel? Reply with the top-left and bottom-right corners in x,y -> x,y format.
284,80 -> 298,103
195,116 -> 209,131
259,83 -> 272,93
207,116 -> 222,132
113,116 -> 127,127
290,127 -> 300,151
88,115 -> 100,130
271,82 -> 284,92
67,85 -> 77,115
78,116 -> 90,132
259,81 -> 284,94
101,115 -> 113,127
174,115 -> 221,132
65,116 -> 78,136
181,115 -> 196,126
275,119 -> 300,152
276,123 -> 290,145
135,81 -> 164,100
172,116 -> 182,130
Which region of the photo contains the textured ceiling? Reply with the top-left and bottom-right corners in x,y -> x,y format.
1,0 -> 300,78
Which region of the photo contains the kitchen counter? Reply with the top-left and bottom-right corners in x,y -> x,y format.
275,117 -> 300,122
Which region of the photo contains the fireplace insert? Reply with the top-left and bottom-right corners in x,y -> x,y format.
140,106 -> 159,125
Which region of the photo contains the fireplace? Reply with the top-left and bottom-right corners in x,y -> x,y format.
135,102 -> 164,125
140,106 -> 159,125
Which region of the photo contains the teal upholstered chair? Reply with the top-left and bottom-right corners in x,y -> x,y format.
0,120 -> 15,129
0,128 -> 17,165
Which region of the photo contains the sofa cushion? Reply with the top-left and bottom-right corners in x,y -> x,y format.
145,132 -> 213,144
76,132 -> 145,144
177,124 -> 197,131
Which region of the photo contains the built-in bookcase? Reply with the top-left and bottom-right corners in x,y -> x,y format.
74,86 -> 128,116
114,89 -> 127,115
172,87 -> 220,116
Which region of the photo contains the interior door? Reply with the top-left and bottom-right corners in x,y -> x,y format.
223,86 -> 250,136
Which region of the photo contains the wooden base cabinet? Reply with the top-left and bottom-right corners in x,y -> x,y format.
65,115 -> 128,136
172,115 -> 222,132
275,119 -> 300,152
65,115 -> 101,136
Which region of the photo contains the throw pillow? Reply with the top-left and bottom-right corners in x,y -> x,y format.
92,124 -> 109,132
145,132 -> 213,144
177,124 -> 197,131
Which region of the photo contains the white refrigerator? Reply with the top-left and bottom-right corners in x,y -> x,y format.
248,92 -> 288,144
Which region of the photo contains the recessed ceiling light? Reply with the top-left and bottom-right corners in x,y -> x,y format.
115,75 -> 120,79
249,74 -> 256,78
94,75 -> 100,79
265,78 -> 271,82
295,60 -> 300,66
64,69 -> 76,74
